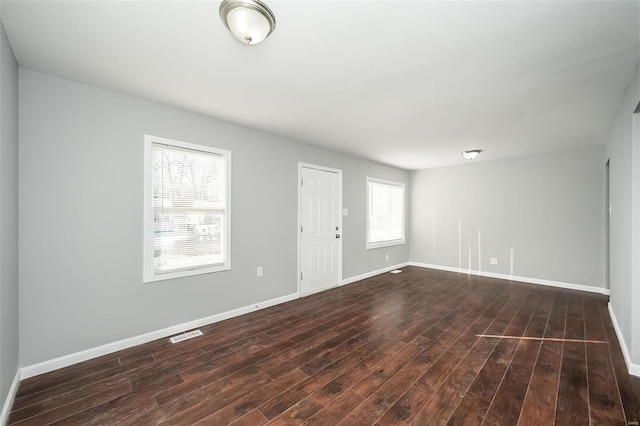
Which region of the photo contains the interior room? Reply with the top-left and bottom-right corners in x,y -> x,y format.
1,0 -> 639,424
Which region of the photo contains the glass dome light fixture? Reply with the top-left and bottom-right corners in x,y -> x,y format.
219,0 -> 276,45
461,150 -> 482,160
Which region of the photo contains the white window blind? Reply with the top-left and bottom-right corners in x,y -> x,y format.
367,178 -> 405,249
144,136 -> 230,282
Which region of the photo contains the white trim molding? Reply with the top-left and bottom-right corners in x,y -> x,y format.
409,262 -> 610,296
608,303 -> 640,377
19,259 -> 414,381
1,369 -> 21,425
20,292 -> 298,380
341,262 -> 410,286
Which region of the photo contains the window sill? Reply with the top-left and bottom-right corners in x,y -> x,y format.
143,263 -> 230,283
366,239 -> 405,250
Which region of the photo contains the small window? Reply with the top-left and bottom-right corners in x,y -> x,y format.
143,135 -> 231,282
366,177 -> 405,249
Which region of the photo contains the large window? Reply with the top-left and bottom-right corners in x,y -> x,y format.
366,177 -> 405,249
143,135 -> 230,282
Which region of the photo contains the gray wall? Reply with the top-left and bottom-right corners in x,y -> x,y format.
0,17 -> 20,412
410,147 -> 605,288
18,69 -> 409,366
605,63 -> 640,363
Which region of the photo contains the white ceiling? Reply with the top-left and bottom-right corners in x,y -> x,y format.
1,1 -> 638,170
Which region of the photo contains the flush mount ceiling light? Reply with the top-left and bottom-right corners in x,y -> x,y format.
219,0 -> 276,45
461,150 -> 482,160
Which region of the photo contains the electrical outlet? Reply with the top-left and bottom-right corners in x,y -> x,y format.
343,209 -> 349,216
490,258 -> 498,265
257,266 -> 263,277
385,254 -> 389,261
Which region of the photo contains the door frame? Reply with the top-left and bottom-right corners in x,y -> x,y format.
297,162 -> 343,297
605,158 -> 610,291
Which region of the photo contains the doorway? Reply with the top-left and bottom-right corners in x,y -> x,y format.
298,163 -> 342,296
605,159 -> 610,291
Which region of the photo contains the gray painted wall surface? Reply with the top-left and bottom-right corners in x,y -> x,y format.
634,108 -> 640,365
410,147 -> 605,288
605,63 -> 639,363
18,69 -> 409,366
0,18 -> 20,409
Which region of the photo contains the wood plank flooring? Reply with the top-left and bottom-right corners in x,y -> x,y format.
8,266 -> 640,425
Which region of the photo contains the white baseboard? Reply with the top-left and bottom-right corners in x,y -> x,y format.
341,262 -> 410,286
20,260 -> 415,380
608,303 -> 640,377
409,262 -> 610,296
17,260 -> 617,385
1,369 -> 21,426
410,262 -> 460,275
20,292 -> 299,380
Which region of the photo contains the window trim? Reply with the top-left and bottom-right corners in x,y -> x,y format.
143,135 -> 231,283
366,177 -> 406,250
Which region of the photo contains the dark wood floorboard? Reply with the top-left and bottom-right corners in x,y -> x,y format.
7,266 -> 639,425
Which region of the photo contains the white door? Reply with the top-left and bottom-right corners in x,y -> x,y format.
299,165 -> 341,296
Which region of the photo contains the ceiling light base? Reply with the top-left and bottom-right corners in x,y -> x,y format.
219,0 -> 276,45
461,150 -> 482,160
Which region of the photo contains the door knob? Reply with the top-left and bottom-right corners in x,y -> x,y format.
336,234 -> 341,239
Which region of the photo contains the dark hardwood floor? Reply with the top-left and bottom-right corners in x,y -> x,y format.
8,266 -> 640,425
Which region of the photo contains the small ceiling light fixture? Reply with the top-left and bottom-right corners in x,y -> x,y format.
219,0 -> 276,45
461,150 -> 482,160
